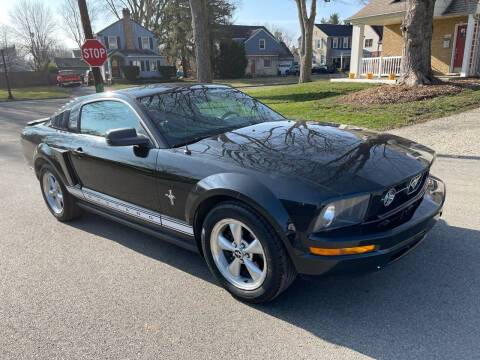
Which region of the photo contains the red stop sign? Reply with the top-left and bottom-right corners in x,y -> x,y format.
81,39 -> 107,67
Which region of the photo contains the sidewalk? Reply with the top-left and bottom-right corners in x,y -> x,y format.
389,107 -> 480,156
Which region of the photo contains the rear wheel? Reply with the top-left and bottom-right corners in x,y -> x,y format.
201,202 -> 296,303
39,164 -> 82,222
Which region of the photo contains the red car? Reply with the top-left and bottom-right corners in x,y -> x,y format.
57,70 -> 81,87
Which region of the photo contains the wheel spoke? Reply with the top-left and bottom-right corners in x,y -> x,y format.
244,239 -> 263,255
229,223 -> 242,246
244,258 -> 262,281
228,258 -> 241,278
48,176 -> 55,189
218,234 -> 235,252
55,197 -> 62,210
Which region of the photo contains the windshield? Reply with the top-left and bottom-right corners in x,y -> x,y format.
138,87 -> 284,147
59,71 -> 74,75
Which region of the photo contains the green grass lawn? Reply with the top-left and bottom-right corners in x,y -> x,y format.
244,81 -> 480,129
0,86 -> 69,102
111,74 -> 333,90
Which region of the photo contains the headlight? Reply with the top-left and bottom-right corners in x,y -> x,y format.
313,194 -> 370,232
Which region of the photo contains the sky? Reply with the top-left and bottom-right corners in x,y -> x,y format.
0,0 -> 364,49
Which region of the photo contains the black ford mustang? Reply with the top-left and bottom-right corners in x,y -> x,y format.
21,84 -> 445,303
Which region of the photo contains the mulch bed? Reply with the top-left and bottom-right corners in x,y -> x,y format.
334,80 -> 474,105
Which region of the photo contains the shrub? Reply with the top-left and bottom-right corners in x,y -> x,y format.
121,65 -> 140,81
158,66 -> 177,80
214,39 -> 247,79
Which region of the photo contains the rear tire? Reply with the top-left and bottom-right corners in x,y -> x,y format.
201,201 -> 296,303
39,164 -> 82,222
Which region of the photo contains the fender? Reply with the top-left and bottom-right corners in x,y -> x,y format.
33,143 -> 76,187
185,173 -> 295,252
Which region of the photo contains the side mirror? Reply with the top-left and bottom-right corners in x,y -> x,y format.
105,128 -> 150,147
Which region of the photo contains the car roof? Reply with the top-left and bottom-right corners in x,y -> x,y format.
60,83 -> 235,113
115,83 -> 232,99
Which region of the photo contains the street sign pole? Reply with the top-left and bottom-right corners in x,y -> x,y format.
1,49 -> 13,100
77,0 -> 104,93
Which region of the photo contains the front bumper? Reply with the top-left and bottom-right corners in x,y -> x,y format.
61,81 -> 81,86
293,176 -> 446,275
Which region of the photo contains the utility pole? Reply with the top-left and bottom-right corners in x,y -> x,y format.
1,49 -> 13,100
77,0 -> 104,93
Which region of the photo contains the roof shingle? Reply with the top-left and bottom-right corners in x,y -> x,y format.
314,24 -> 353,37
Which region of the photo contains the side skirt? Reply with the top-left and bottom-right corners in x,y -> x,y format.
77,201 -> 199,253
66,185 -> 194,236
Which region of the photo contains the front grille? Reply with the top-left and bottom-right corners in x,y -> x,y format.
366,170 -> 428,221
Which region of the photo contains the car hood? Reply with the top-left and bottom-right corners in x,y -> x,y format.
188,120 -> 435,195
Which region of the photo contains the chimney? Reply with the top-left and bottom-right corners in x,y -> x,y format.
122,8 -> 136,50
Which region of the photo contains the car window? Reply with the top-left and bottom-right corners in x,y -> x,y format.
139,88 -> 284,147
80,100 -> 141,137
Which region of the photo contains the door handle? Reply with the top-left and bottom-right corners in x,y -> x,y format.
73,147 -> 84,155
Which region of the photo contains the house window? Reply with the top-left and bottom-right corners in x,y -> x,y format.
343,37 -> 349,48
141,37 -> 150,50
108,36 -> 118,49
312,57 -> 316,64
259,39 -> 265,50
264,58 -> 271,67
149,60 -> 157,71
131,60 -> 141,69
320,54 -> 325,64
364,39 -> 373,48
315,39 -> 321,49
320,39 -> 323,49
332,37 -> 338,48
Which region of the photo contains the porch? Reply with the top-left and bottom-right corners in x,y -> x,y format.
101,50 -> 164,81
348,13 -> 480,79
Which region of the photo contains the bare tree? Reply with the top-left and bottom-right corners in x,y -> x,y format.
105,0 -> 167,34
59,0 -> 98,49
398,0 -> 436,86
295,0 -> 316,83
189,0 -> 213,83
267,24 -> 296,48
0,25 -> 26,71
9,0 -> 57,71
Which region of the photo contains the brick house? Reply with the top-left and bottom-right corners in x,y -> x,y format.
346,0 -> 480,77
222,25 -> 294,76
95,8 -> 163,80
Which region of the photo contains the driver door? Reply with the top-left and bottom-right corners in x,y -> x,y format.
69,99 -> 161,212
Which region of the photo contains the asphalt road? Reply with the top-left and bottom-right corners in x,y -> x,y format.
1,98 -> 479,359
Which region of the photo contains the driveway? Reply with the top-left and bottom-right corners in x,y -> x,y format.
0,100 -> 479,359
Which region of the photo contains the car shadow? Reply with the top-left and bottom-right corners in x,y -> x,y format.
67,215 -> 480,358
67,212 -> 215,284
255,219 -> 480,359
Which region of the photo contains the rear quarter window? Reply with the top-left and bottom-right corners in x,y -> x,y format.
50,110 -> 71,130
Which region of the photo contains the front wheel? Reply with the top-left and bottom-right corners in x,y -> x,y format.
201,202 -> 296,303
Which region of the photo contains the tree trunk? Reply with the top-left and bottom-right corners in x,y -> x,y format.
295,0 -> 316,83
398,0 -> 436,86
189,0 -> 212,83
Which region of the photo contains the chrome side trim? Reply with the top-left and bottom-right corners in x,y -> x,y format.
162,215 -> 194,235
67,185 -> 84,199
66,186 -> 193,236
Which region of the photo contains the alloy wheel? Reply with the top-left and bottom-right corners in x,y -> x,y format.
210,218 -> 267,290
42,171 -> 64,214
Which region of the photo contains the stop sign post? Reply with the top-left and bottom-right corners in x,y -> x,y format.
81,39 -> 107,67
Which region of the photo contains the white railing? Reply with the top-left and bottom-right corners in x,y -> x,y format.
361,56 -> 402,76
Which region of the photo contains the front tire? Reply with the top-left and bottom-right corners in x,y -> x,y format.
201,202 -> 296,303
39,164 -> 82,222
